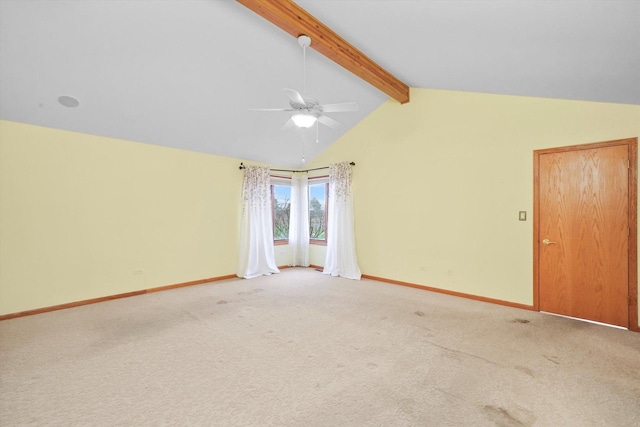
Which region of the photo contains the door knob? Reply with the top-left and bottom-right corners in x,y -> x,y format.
542,239 -> 557,245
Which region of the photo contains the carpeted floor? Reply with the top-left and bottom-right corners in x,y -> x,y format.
1,268 -> 639,426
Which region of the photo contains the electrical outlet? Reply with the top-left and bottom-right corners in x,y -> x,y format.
519,211 -> 527,221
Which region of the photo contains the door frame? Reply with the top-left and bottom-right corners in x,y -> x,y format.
533,138 -> 638,332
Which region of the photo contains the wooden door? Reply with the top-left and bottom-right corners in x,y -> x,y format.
535,140 -> 636,328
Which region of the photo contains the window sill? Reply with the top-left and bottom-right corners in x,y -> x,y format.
274,240 -> 326,246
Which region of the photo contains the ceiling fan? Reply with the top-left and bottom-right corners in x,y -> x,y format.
252,35 -> 358,130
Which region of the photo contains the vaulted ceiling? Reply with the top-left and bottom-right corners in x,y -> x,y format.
1,1 -> 638,168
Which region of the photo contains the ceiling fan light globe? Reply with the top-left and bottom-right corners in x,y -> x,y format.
291,113 -> 317,128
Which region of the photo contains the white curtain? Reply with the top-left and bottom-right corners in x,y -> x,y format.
289,173 -> 310,267
323,162 -> 361,280
236,166 -> 280,279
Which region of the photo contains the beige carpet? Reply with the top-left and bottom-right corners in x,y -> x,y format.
1,268 -> 639,426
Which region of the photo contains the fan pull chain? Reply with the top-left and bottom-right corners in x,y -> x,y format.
316,120 -> 319,143
301,129 -> 306,163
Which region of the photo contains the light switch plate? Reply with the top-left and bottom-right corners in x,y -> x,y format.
519,211 -> 527,221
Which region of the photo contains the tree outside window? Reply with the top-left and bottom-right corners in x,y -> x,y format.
309,183 -> 327,242
272,185 -> 290,242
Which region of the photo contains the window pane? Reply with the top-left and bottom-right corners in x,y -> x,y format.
273,185 -> 290,240
309,183 -> 326,240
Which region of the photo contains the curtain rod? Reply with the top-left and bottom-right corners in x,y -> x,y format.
238,162 -> 355,173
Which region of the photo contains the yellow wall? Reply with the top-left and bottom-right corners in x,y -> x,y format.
2,88 -> 639,321
308,89 -> 640,314
0,120 -> 242,315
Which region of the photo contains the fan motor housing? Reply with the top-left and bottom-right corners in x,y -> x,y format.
291,97 -> 321,114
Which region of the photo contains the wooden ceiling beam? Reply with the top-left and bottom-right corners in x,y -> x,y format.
236,0 -> 410,104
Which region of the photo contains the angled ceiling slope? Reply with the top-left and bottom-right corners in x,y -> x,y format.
0,0 -> 389,168
1,1 -> 638,169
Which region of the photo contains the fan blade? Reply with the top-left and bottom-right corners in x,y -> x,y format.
249,108 -> 293,111
320,102 -> 359,113
283,88 -> 306,106
317,114 -> 341,129
281,118 -> 295,130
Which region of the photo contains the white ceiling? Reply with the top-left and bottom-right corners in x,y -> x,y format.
1,0 -> 639,168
